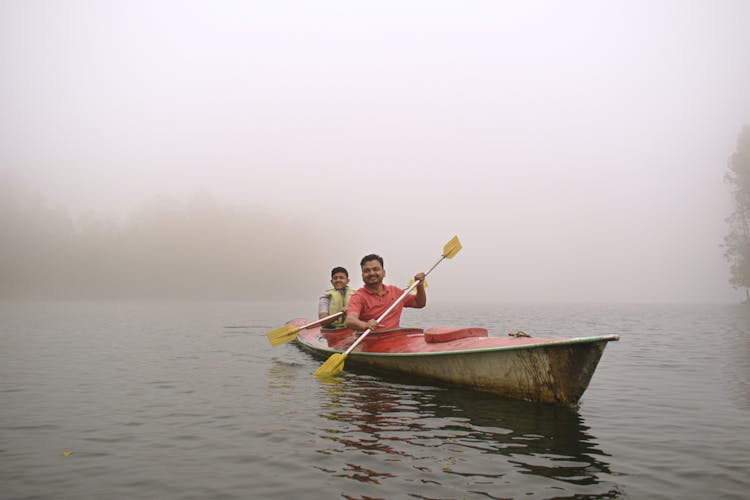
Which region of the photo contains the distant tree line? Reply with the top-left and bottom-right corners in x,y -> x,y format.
724,125 -> 750,304
0,177 -> 332,300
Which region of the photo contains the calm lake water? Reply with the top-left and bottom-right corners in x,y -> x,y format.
1,300 -> 748,499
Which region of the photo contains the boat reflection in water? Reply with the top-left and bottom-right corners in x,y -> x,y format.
313,373 -> 621,498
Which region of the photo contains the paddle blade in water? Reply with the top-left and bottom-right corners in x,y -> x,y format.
443,235 -> 462,259
266,324 -> 300,347
314,353 -> 346,377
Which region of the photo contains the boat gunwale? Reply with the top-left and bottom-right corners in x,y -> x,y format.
296,332 -> 619,357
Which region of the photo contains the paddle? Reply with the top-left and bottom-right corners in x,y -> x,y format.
266,312 -> 344,347
314,235 -> 462,377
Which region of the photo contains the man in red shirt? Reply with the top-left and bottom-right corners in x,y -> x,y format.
345,254 -> 427,331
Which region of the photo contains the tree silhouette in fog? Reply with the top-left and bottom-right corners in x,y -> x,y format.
724,125 -> 750,303
0,174 -> 331,299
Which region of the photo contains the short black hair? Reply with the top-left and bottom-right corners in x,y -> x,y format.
360,254 -> 384,268
331,266 -> 348,277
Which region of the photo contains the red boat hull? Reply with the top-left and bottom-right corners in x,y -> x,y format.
291,319 -> 619,406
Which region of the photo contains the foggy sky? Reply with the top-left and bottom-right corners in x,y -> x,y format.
2,1 -> 749,303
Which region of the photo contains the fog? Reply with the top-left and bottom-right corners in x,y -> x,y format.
2,1 -> 749,303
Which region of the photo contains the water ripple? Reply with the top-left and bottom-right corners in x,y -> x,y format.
1,301 -> 748,499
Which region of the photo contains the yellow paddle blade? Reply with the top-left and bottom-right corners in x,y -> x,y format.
266,324 -> 301,347
314,353 -> 347,377
443,235 -> 462,259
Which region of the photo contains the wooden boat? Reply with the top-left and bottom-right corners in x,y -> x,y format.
290,318 -> 619,406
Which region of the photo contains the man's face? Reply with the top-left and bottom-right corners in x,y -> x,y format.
330,272 -> 349,290
361,259 -> 385,286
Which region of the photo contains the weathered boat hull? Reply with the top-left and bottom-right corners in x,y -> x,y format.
290,319 -> 618,406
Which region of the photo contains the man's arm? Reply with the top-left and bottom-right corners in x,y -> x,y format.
411,272 -> 427,309
345,312 -> 378,331
345,294 -> 380,331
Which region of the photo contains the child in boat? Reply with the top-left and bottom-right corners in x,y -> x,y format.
318,266 -> 356,329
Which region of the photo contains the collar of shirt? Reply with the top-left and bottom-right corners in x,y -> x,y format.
360,284 -> 392,297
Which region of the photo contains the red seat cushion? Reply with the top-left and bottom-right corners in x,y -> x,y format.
424,327 -> 488,343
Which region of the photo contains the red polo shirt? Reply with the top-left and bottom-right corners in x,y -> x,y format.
347,284 -> 416,331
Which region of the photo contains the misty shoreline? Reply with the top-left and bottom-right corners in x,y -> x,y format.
1,184 -> 331,301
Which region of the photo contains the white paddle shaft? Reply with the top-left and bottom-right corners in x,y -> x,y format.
300,311 -> 343,331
